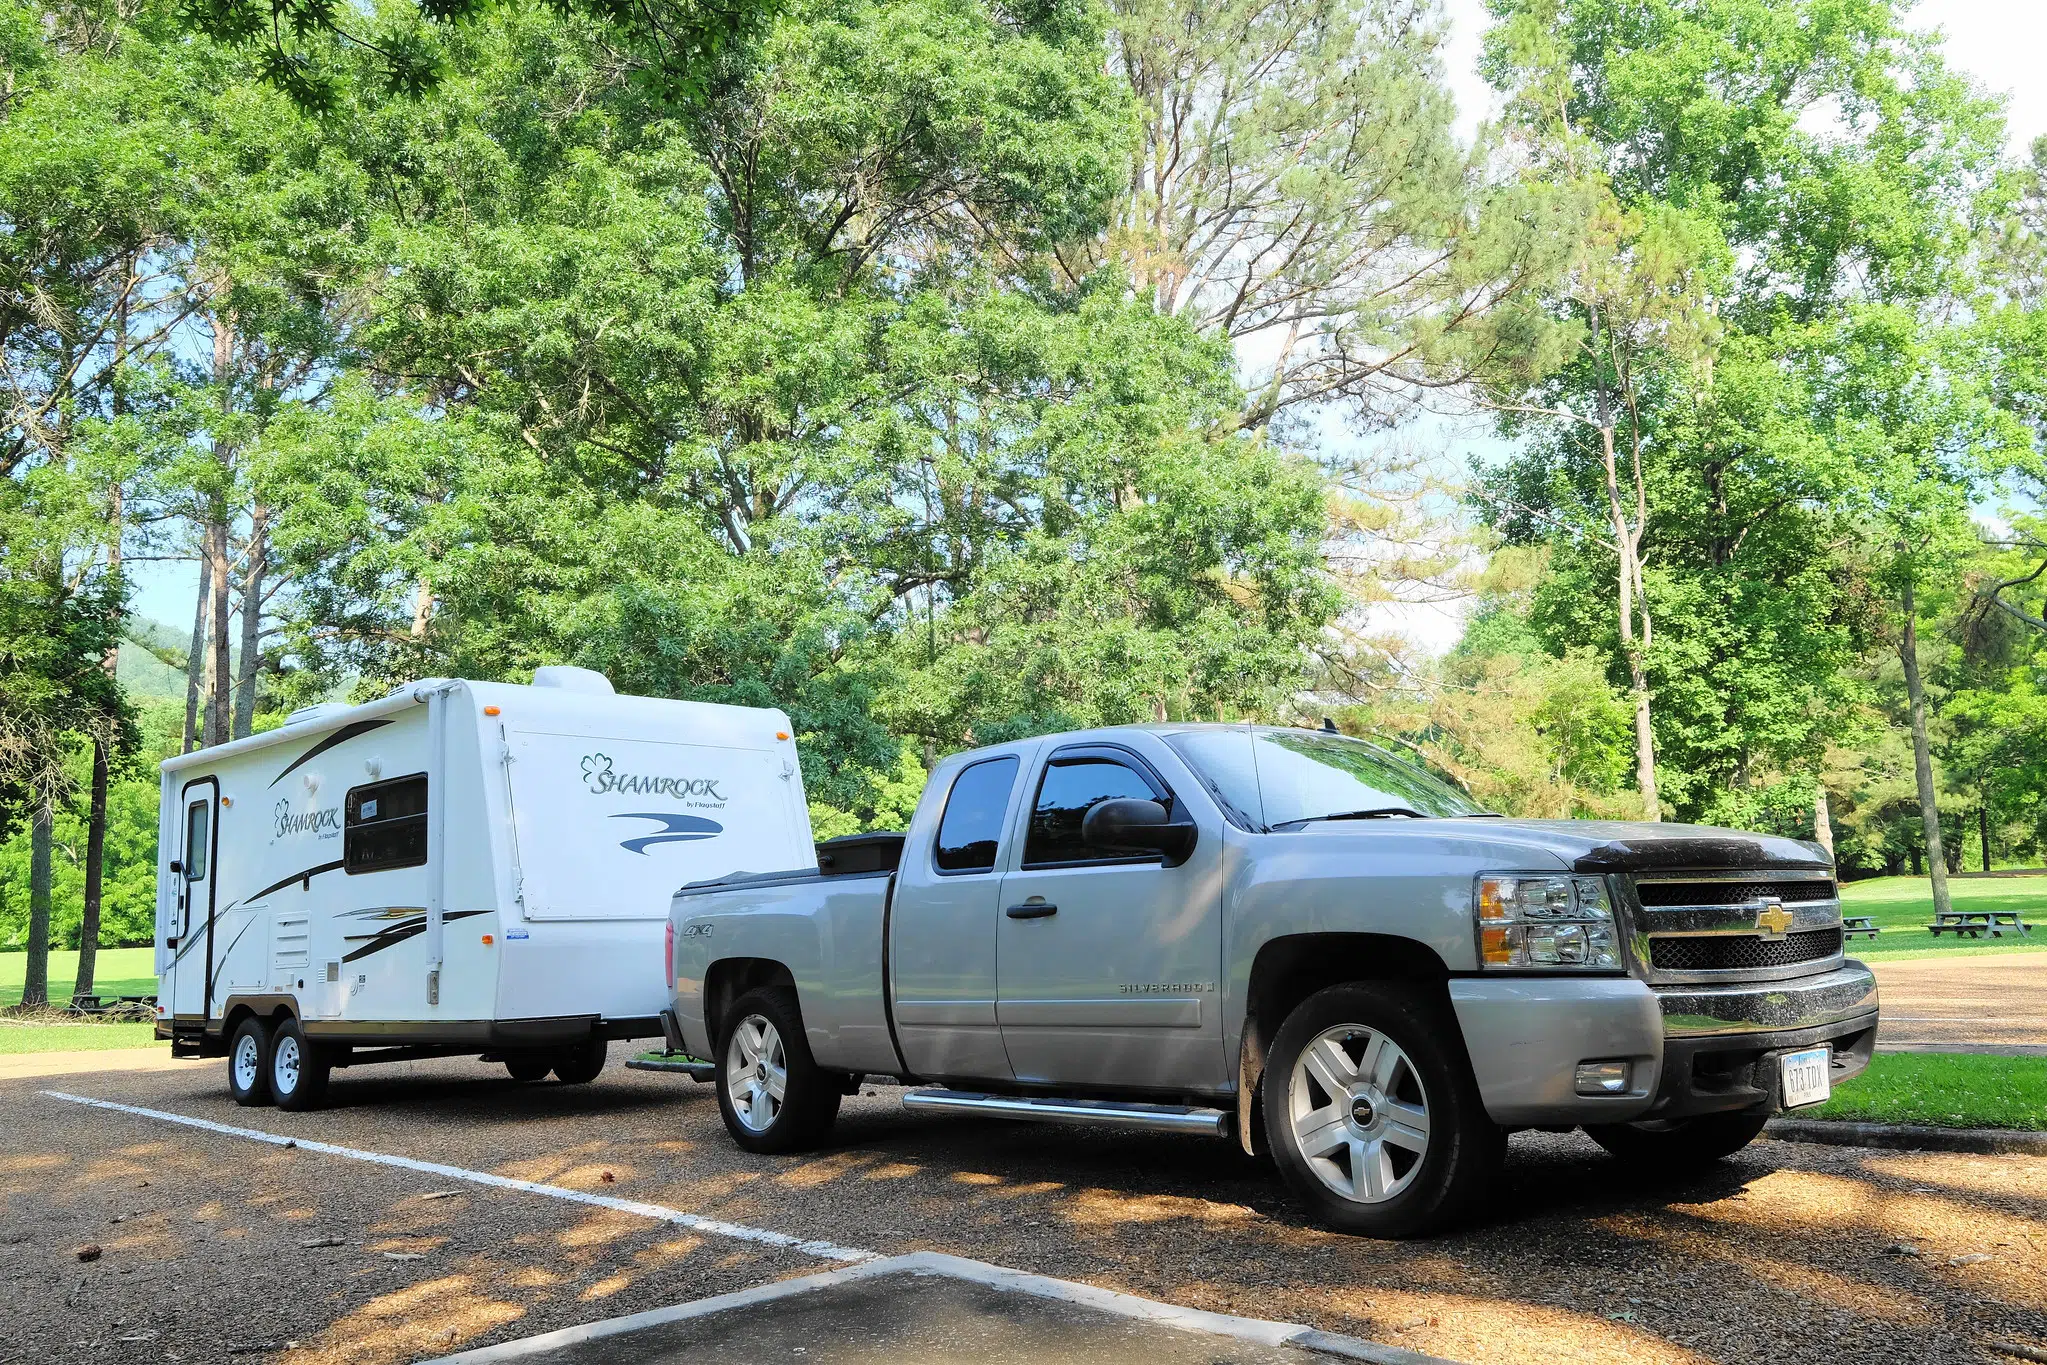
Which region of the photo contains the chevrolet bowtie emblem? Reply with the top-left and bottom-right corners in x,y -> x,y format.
1754,900 -> 1794,938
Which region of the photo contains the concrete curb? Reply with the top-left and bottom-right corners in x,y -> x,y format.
1767,1118 -> 2047,1155
415,1251 -> 1453,1365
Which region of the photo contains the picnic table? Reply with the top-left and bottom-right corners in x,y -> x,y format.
1925,909 -> 2033,938
1843,915 -> 1881,940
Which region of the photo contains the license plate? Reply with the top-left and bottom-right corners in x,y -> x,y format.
1780,1046 -> 1831,1109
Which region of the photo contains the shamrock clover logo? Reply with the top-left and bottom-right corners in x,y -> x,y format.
581,753 -> 614,794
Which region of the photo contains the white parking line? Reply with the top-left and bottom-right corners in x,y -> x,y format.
40,1090 -> 875,1263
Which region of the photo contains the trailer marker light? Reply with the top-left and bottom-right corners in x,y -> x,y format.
776,731 -> 791,740
484,705 -> 500,716
220,797 -> 233,808
481,934 -> 494,945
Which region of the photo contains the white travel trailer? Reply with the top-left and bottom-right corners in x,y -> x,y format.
154,668 -> 814,1110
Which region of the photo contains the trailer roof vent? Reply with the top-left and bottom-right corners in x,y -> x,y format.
285,702 -> 353,728
530,665 -> 615,695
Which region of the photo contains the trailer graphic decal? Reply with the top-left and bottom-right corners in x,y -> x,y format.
247,859 -> 346,902
610,811 -> 725,854
268,717 -> 397,788
338,906 -> 490,963
581,753 -> 725,801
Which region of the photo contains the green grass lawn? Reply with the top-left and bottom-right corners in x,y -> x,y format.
0,1019 -> 163,1054
1838,875 -> 2047,957
0,945 -> 156,1007
1805,1052 -> 2047,1130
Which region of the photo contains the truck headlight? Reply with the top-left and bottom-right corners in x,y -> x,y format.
1475,874 -> 1621,970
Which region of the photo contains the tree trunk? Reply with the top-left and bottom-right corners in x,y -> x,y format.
1599,423 -> 1659,821
183,550 -> 211,753
233,504 -> 267,739
1814,785 -> 1835,859
23,798 -> 54,1009
1980,806 -> 1991,872
205,509 -> 233,746
1899,577 -> 1952,918
74,739 -> 108,1005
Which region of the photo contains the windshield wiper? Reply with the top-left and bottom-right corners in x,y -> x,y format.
1274,807 -> 1428,828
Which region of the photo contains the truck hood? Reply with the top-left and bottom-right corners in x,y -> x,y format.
1442,818 -> 1831,873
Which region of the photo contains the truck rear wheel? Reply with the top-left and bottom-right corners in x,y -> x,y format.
504,1053 -> 553,1082
1584,1106 -> 1771,1167
716,986 -> 840,1154
227,1015 -> 273,1107
1262,983 -> 1502,1238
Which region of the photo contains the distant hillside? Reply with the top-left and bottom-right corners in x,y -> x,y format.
115,615 -> 240,702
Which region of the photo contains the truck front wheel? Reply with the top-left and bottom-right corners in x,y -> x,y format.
1584,1106 -> 1771,1167
1262,983 -> 1503,1238
716,986 -> 840,1154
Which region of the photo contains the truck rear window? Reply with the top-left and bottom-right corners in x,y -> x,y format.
935,757 -> 1019,873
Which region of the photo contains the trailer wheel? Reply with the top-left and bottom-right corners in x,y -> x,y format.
716,986 -> 840,1154
270,1017 -> 331,1112
227,1015 -> 274,1107
1262,982 -> 1502,1238
504,1054 -> 553,1083
551,1039 -> 608,1085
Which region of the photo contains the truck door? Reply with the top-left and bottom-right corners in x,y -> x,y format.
995,743 -> 1225,1093
889,753 -> 1029,1083
168,778 -> 220,1023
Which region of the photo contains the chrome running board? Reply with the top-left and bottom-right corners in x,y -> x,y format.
900,1088 -> 1231,1137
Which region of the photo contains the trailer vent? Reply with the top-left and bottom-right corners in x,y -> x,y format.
273,915 -> 311,972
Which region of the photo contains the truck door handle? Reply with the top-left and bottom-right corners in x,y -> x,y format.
1006,902 -> 1058,919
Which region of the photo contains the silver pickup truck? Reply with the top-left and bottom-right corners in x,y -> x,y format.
664,724 -> 1877,1236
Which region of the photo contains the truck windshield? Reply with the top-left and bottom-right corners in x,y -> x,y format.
1167,728 -> 1484,829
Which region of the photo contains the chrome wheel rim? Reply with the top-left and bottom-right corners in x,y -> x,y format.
273,1033 -> 301,1096
1287,1023 -> 1431,1205
233,1033 -> 261,1092
725,1014 -> 786,1133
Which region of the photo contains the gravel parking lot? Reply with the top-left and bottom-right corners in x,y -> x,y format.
5,1048 -> 2045,1365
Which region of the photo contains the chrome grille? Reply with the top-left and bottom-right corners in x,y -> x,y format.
1649,927 -> 1842,972
1626,870 -> 1844,983
1635,879 -> 1837,907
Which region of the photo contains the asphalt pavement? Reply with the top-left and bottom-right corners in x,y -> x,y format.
5,1046 -> 2046,1365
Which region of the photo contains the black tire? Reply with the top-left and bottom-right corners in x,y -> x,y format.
715,985 -> 841,1154
504,1053 -> 554,1083
227,1015 -> 274,1107
551,1039 -> 608,1085
1584,1105 -> 1771,1167
270,1017 -> 332,1112
1261,983 -> 1503,1238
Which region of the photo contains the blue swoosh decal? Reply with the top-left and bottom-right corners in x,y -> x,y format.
611,812 -> 724,855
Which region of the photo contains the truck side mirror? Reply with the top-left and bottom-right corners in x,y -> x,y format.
1082,797 -> 1197,866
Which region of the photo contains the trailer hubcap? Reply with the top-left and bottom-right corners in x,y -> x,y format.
233,1034 -> 261,1092
725,1014 -> 787,1133
273,1034 -> 300,1095
1287,1024 -> 1431,1205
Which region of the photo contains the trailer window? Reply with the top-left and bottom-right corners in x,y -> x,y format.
183,801 -> 210,880
345,774 -> 429,874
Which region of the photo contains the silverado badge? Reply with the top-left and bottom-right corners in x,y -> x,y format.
1753,900 -> 1794,939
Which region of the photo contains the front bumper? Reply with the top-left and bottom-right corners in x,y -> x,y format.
1450,959 -> 1879,1126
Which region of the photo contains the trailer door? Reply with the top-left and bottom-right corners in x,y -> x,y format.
505,730 -> 806,920
168,777 -> 220,1022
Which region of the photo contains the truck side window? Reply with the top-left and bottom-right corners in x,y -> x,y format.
344,773 -> 429,874
934,757 -> 1019,874
1024,755 -> 1167,868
